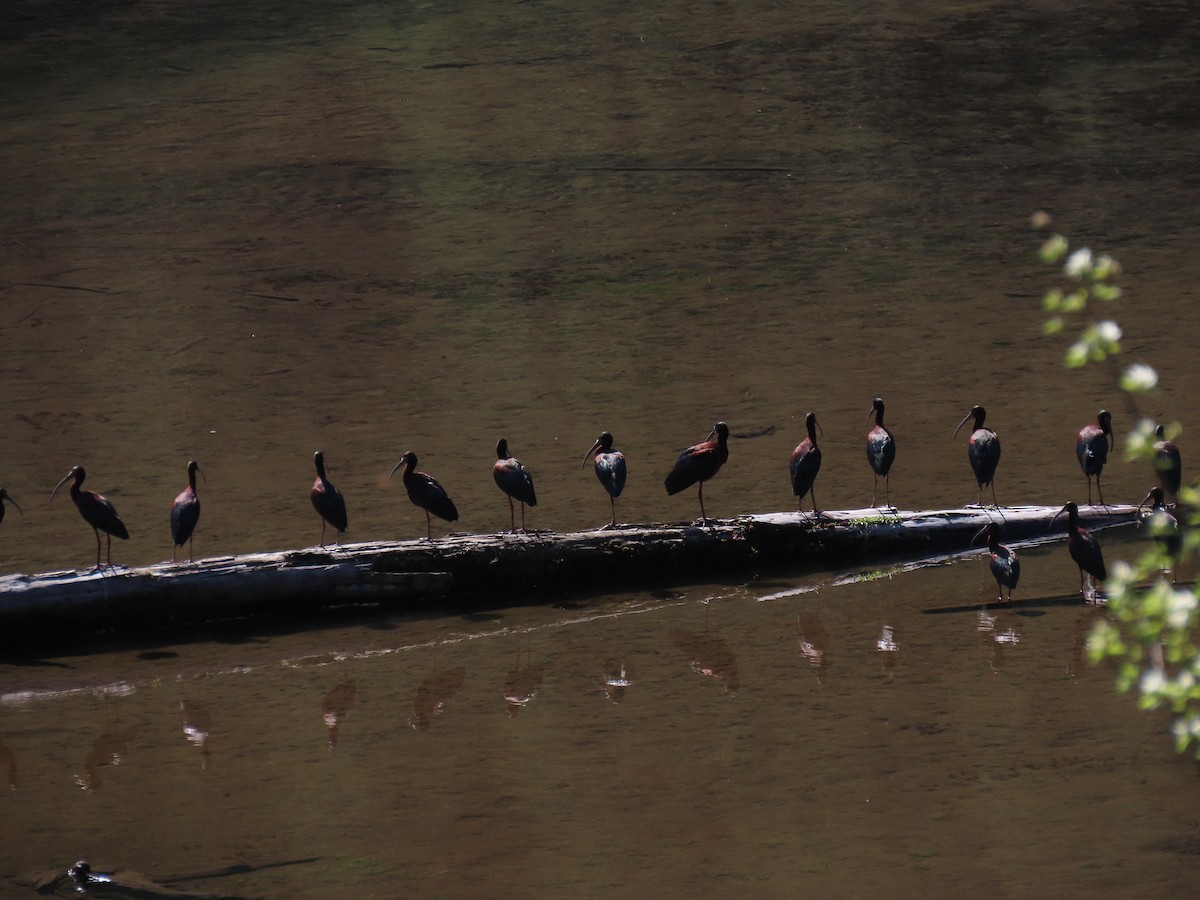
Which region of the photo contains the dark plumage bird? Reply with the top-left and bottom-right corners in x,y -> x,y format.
493,439 -> 537,532
582,431 -> 627,529
1138,485 -> 1181,566
170,459 -> 203,563
51,466 -> 130,569
390,451 -> 458,540
1076,409 -> 1113,505
789,412 -> 823,515
664,421 -> 730,523
1153,424 -> 1182,499
955,405 -> 1000,507
0,489 -> 22,528
1054,501 -> 1106,599
310,451 -> 347,547
865,398 -> 896,508
973,522 -> 1019,604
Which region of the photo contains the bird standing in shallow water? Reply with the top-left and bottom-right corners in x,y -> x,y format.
390,451 -> 458,540
1153,424 -> 1182,500
582,432 -> 626,529
0,489 -> 22,529
310,451 -> 347,547
1076,409 -> 1113,505
170,460 -> 203,563
494,439 -> 537,532
664,421 -> 729,523
51,466 -> 129,569
1054,501 -> 1106,601
955,405 -> 1000,507
789,412 -> 822,516
973,522 -> 1019,604
865,398 -> 896,508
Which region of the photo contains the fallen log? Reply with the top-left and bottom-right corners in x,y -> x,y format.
0,505 -> 1139,645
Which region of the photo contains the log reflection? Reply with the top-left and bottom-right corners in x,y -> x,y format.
876,624 -> 899,671
322,677 -> 357,748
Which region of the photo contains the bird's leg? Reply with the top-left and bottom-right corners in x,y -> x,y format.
92,527 -> 103,569
188,536 -> 194,563
520,502 -> 527,533
106,533 -> 113,567
610,495 -> 617,529
1096,477 -> 1106,507
1078,567 -> 1086,598
698,482 -> 708,524
1086,478 -> 1093,506
871,475 -> 878,508
172,545 -> 178,563
885,476 -> 891,510
990,482 -> 998,508
508,496 -> 516,533
425,510 -> 433,541
319,518 -> 327,548
811,488 -> 819,518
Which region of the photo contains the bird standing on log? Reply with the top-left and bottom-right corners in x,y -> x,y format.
0,489 -> 22,529
664,421 -> 729,523
51,466 -> 129,569
1054,501 -> 1106,600
310,451 -> 347,547
170,459 -> 203,562
1076,409 -> 1113,505
1153,424 -> 1182,500
973,522 -> 1019,604
582,431 -> 626,529
865,398 -> 896,509
789,412 -> 822,516
494,438 -> 537,532
955,405 -> 1000,507
390,451 -> 458,540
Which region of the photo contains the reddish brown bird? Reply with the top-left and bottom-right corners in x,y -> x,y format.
0,489 -> 22,528
1153,424 -> 1182,499
390,450 -> 459,540
1075,409 -> 1113,505
789,412 -> 822,515
310,451 -> 347,547
664,421 -> 729,523
972,522 -> 1019,604
955,405 -> 1000,507
865,398 -> 896,508
493,439 -> 537,532
170,459 -> 203,562
1053,501 -> 1106,600
51,466 -> 129,569
582,431 -> 627,529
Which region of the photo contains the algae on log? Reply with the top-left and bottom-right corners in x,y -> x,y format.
0,504 -> 1138,644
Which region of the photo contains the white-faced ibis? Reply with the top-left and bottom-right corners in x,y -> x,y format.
310,451 -> 347,547
51,466 -> 129,569
789,412 -> 822,515
663,421 -> 730,523
494,438 -> 537,532
955,405 -> 1000,506
1076,409 -> 1113,505
582,431 -> 627,529
170,460 -> 203,563
0,489 -> 23,528
389,450 -> 459,540
1153,424 -> 1182,499
973,522 -> 1019,604
1054,501 -> 1106,600
865,398 -> 896,508
1138,485 -> 1181,569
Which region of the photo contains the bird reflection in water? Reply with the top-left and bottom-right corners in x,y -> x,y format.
410,667 -> 465,731
671,629 -> 739,693
796,612 -> 828,684
602,660 -> 634,703
76,721 -> 139,791
322,677 -> 357,748
503,642 -> 544,717
180,699 -> 212,769
876,624 -> 899,671
977,607 -> 1021,671
0,736 -> 16,789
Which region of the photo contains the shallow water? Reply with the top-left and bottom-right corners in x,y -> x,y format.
2,0 -> 1200,895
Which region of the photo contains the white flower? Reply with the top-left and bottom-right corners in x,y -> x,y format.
1121,363 -> 1158,392
1096,320 -> 1122,343
1167,590 -> 1198,629
1064,247 -> 1093,278
1141,668 -> 1168,696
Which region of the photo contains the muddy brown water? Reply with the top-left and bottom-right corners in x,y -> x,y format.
2,0 -> 1200,895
